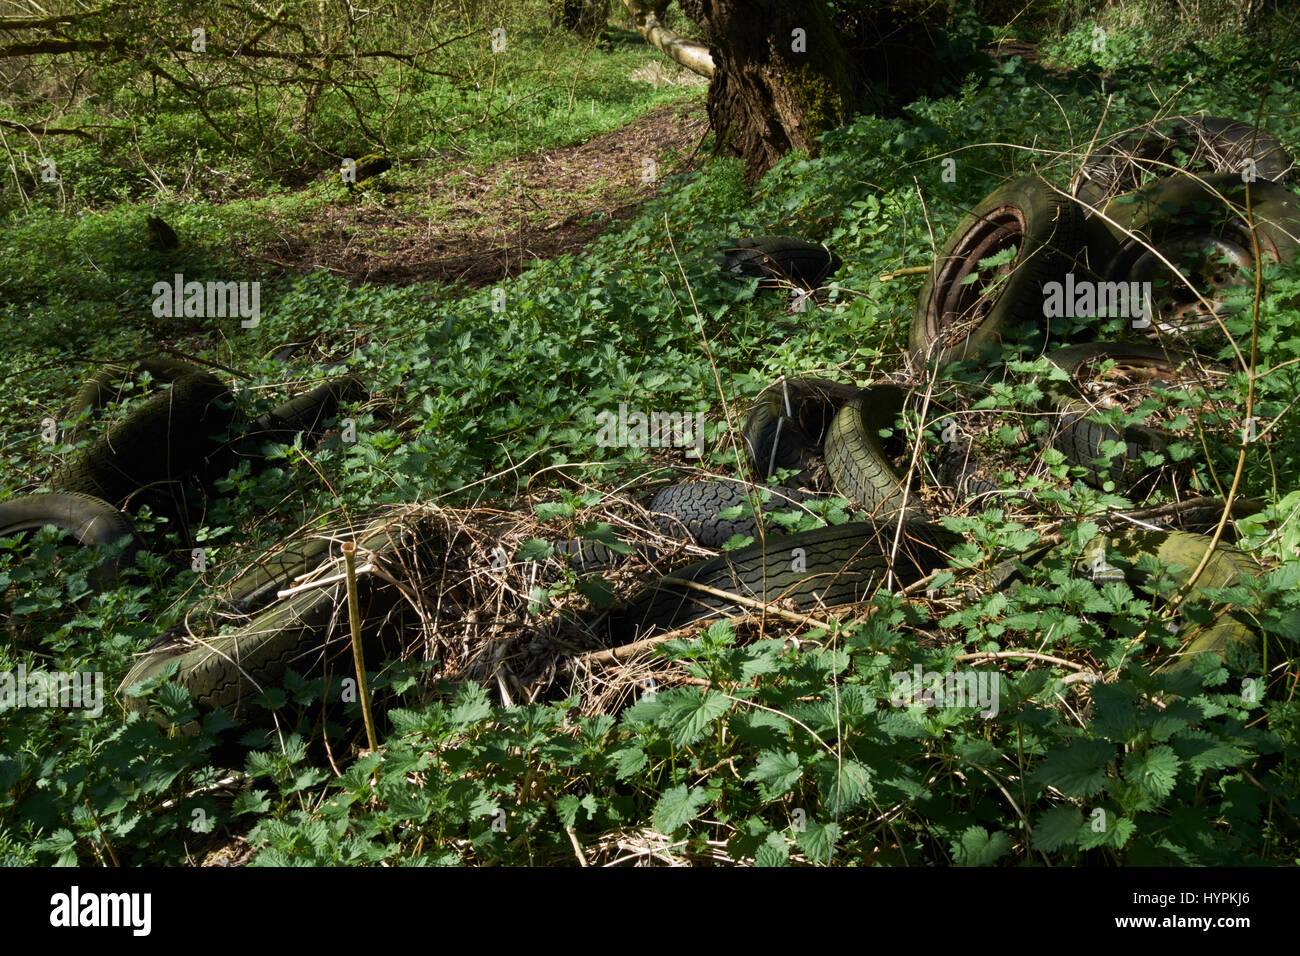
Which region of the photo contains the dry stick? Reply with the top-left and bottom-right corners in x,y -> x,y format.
876,265 -> 931,281
954,649 -> 1095,673
83,799 -> 120,867
275,563 -> 373,598
342,541 -> 379,753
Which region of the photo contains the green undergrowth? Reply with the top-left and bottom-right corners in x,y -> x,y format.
2,21 -> 1299,865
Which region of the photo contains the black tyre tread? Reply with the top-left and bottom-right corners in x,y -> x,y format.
1074,116 -> 1294,210
220,535 -> 338,615
824,386 -> 912,515
122,583 -> 348,716
1043,343 -> 1201,489
648,479 -> 819,548
910,176 -> 1088,365
50,371 -> 238,506
721,236 -> 843,289
934,443 -> 1003,502
64,356 -> 203,440
608,520 -> 958,641
0,491 -> 137,592
549,537 -> 649,573
743,378 -> 859,485
122,516 -> 410,718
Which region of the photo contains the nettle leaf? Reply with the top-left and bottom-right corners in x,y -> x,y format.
554,794 -> 584,829
816,759 -> 871,813
754,831 -> 790,867
1031,805 -> 1083,853
448,683 -> 491,729
1033,738 -> 1114,797
1078,808 -> 1137,850
1170,729 -> 1249,774
662,688 -> 730,746
574,521 -> 636,555
796,819 -> 840,865
1122,745 -> 1180,801
652,784 -> 709,835
952,826 -> 1013,866
516,538 -> 554,563
576,575 -> 614,608
748,750 -> 803,796
610,745 -> 647,780
534,502 -> 573,521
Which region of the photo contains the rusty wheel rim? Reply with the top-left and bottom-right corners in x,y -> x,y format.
929,205 -> 1027,346
1130,232 -> 1258,332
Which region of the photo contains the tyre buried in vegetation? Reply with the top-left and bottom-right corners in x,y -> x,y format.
742,377 -> 859,486
647,479 -> 822,547
605,519 -> 959,642
824,385 -> 916,517
0,491 -> 138,596
1080,527 -> 1268,669
50,370 -> 239,509
63,355 -> 203,441
1099,174 -> 1300,336
119,511 -> 424,725
1073,115 -> 1295,211
1040,342 -> 1214,491
910,176 -> 1087,366
246,374 -> 368,449
720,235 -> 843,290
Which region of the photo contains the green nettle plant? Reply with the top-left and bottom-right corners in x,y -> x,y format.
0,6 -> 1297,866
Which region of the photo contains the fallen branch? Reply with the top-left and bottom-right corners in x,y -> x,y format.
622,0 -> 714,77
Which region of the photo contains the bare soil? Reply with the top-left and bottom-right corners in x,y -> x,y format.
242,100 -> 708,287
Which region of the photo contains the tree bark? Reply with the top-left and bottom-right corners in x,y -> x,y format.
689,0 -> 854,182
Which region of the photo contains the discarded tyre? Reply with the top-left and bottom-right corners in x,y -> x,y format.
824,385 -> 915,516
743,378 -> 859,486
119,511 -> 420,723
1073,115 -> 1294,210
0,492 -> 137,594
64,355 -> 202,441
50,371 -> 239,508
648,479 -> 819,548
243,374 -> 367,451
1041,342 -> 1216,490
1099,174 -> 1300,335
910,176 -> 1087,365
606,519 -> 959,640
1081,528 -> 1264,667
721,236 -> 843,290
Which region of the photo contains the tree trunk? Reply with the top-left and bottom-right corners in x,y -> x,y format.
689,0 -> 854,182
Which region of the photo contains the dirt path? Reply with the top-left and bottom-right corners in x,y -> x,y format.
248,100 -> 708,287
